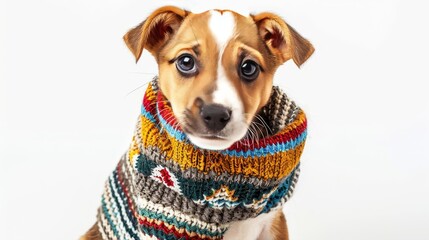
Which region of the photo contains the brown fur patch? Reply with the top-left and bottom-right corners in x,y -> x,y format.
271,210 -> 289,240
80,223 -> 102,240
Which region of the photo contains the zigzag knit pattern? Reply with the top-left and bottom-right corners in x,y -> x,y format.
97,78 -> 307,240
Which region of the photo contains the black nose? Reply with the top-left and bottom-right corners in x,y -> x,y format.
200,104 -> 231,132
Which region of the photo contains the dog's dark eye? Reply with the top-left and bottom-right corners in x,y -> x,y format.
239,60 -> 260,82
176,54 -> 197,76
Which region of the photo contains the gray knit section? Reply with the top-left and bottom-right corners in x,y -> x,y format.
150,77 -> 159,91
134,173 -> 261,224
260,86 -> 300,133
120,155 -> 139,212
286,167 -> 301,201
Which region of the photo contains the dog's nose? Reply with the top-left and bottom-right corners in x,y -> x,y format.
200,104 -> 231,132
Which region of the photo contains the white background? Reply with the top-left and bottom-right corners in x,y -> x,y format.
1,0 -> 428,239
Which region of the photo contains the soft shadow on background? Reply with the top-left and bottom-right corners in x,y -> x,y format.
1,0 -> 428,239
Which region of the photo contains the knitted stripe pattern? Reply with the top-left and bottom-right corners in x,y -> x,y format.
97,78 -> 307,240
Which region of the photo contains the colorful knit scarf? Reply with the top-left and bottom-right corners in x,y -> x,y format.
96,78 -> 307,240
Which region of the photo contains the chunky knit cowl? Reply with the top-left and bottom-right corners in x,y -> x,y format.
96,78 -> 307,240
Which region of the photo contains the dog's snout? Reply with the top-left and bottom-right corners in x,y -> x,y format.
200,104 -> 231,132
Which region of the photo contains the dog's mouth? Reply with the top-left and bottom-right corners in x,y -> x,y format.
195,134 -> 229,140
183,124 -> 230,140
181,117 -> 249,150
186,133 -> 239,150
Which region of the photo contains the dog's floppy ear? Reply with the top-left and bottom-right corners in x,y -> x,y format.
252,13 -> 314,67
123,6 -> 189,62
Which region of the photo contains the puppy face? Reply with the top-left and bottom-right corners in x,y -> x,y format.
124,6 -> 314,150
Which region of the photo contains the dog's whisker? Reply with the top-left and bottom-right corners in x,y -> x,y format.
255,115 -> 273,136
250,124 -> 259,148
127,82 -> 151,96
252,124 -> 264,148
128,72 -> 157,75
247,129 -> 254,148
241,131 -> 250,147
244,124 -> 257,148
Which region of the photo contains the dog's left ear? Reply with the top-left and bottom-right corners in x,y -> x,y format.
252,13 -> 314,67
123,6 -> 189,62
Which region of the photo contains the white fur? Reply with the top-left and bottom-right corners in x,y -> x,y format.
209,10 -> 235,51
223,210 -> 277,240
188,11 -> 248,150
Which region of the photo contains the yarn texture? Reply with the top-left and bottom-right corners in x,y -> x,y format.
96,78 -> 307,240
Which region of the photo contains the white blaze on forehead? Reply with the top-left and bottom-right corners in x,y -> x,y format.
209,10 -> 235,51
208,10 -> 243,114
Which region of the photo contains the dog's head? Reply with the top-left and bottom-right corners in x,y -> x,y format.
124,6 -> 314,150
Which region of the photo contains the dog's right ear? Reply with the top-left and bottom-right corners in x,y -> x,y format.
123,6 -> 189,62
252,12 -> 314,67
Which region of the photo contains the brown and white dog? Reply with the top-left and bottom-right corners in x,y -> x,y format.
82,6 -> 313,240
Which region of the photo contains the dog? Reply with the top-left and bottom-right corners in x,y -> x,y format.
82,6 -> 313,240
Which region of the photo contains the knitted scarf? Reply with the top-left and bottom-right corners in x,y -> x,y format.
96,78 -> 307,240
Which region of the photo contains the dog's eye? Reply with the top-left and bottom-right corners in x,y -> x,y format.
239,60 -> 260,82
176,54 -> 197,76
